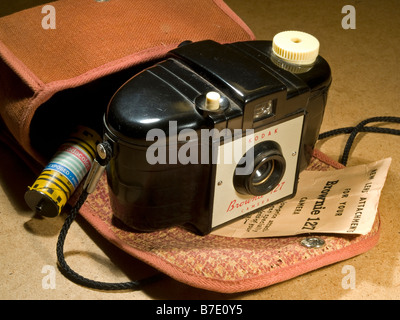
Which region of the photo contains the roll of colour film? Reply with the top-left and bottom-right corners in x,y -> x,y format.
24,126 -> 101,217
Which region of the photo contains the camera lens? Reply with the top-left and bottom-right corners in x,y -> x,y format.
233,141 -> 286,196
252,159 -> 275,186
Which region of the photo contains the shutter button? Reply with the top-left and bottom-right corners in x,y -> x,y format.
205,91 -> 221,111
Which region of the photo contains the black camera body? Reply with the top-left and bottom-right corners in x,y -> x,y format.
103,36 -> 331,235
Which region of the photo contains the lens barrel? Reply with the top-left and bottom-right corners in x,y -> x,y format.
233,141 -> 286,196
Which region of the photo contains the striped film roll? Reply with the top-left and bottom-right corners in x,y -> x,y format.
24,126 -> 101,217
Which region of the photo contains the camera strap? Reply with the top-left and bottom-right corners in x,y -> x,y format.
318,116 -> 400,166
56,117 -> 400,291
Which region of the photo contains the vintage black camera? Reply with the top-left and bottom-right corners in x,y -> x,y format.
103,31 -> 331,235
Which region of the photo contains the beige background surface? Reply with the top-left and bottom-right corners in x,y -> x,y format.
1,0 -> 400,300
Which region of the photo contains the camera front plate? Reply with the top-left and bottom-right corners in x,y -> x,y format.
211,114 -> 305,229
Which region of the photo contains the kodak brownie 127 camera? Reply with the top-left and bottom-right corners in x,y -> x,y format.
103,31 -> 332,235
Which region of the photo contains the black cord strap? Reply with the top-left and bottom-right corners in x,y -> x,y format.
56,190 -> 162,290
318,116 -> 400,166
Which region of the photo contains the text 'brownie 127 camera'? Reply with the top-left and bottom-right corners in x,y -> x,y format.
103,31 -> 332,235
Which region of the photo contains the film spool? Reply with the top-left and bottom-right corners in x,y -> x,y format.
24,126 -> 101,217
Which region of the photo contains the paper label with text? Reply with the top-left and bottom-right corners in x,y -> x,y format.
212,158 -> 391,238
